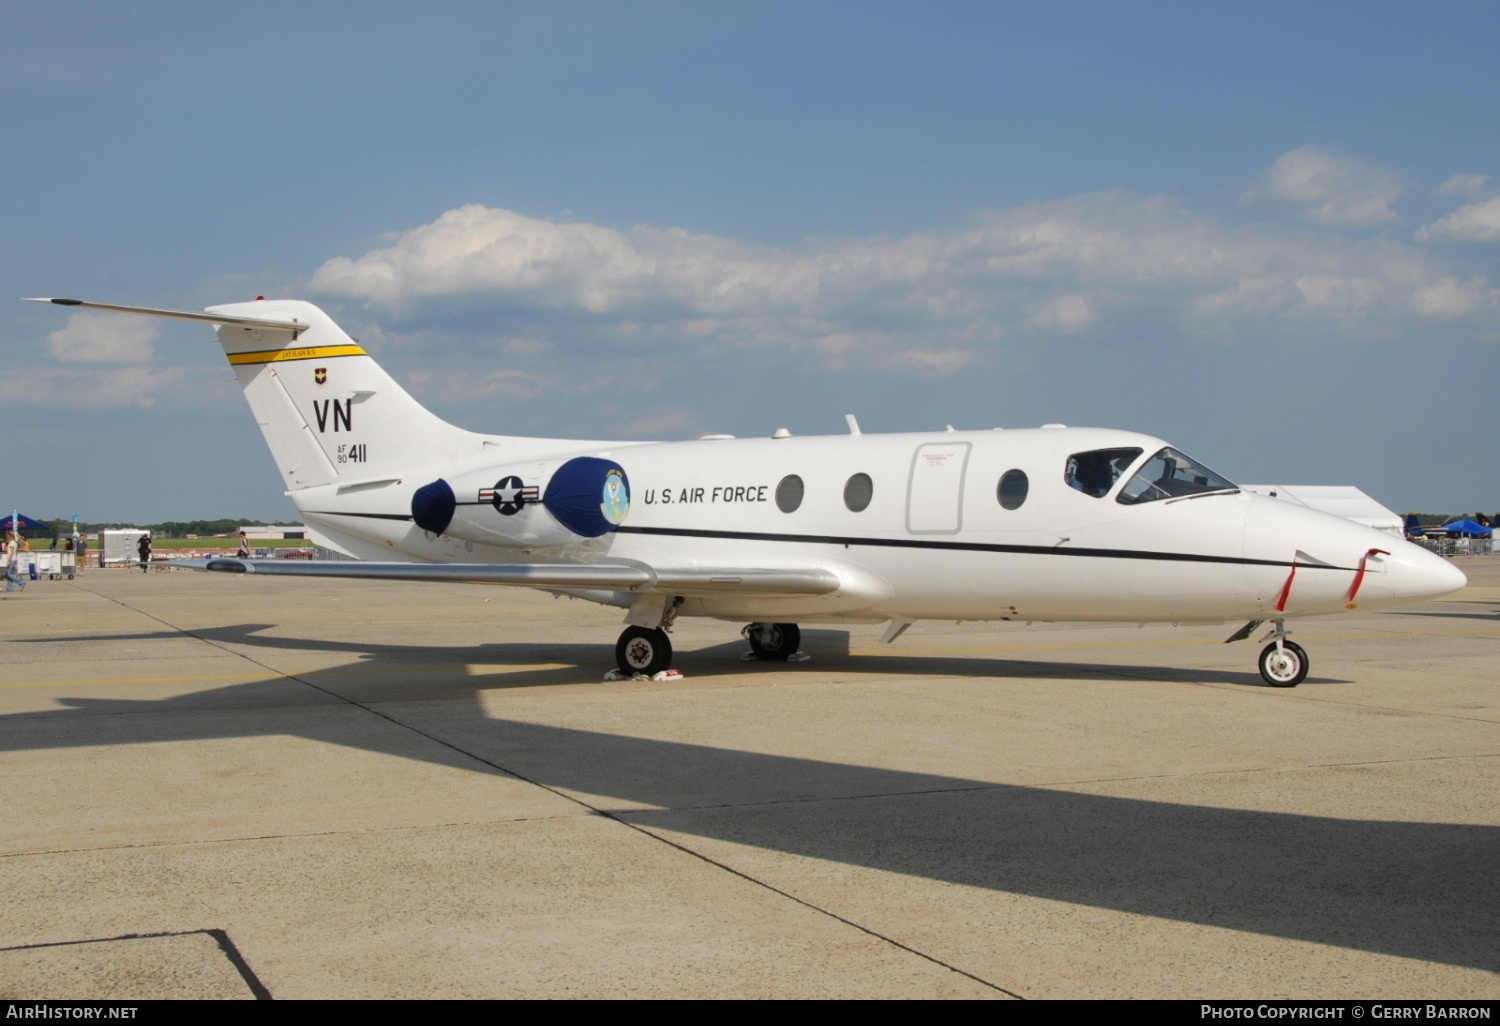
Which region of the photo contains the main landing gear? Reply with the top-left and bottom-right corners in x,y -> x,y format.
613,596 -> 683,677
615,625 -> 673,677
610,620 -> 805,677
1228,619 -> 1309,687
742,622 -> 801,661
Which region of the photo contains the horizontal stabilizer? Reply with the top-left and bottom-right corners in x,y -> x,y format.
167,559 -> 841,597
25,298 -> 310,332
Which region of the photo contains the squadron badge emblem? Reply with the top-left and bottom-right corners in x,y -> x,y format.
601,468 -> 629,525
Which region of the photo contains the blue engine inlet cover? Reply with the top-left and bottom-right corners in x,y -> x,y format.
411,478 -> 456,535
542,457 -> 630,538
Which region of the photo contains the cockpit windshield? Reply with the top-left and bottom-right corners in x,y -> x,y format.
1064,448 -> 1143,498
1117,447 -> 1238,505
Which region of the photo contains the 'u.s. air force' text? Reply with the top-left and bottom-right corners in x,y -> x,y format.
641,485 -> 768,505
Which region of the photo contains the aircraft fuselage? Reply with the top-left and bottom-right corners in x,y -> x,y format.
291,425 -> 1458,627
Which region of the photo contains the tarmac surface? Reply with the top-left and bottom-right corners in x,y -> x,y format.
1,557 -> 1496,999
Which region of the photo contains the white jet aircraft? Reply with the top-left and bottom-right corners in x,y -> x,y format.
30,297 -> 1466,686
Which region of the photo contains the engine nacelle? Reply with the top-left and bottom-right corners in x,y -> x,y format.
411,455 -> 630,549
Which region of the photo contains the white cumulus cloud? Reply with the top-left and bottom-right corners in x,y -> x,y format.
1241,147 -> 1405,228
47,312 -> 159,364
1410,276 -> 1497,319
1025,293 -> 1099,332
307,190 -> 1496,386
312,206 -> 659,314
0,365 -> 199,409
1415,196 -> 1500,243
1433,174 -> 1491,200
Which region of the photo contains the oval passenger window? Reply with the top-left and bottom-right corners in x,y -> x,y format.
997,469 -> 1028,510
843,473 -> 873,512
775,475 -> 805,513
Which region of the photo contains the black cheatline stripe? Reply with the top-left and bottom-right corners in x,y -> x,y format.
305,513 -> 1356,572
614,525 -> 1352,571
306,510 -> 413,521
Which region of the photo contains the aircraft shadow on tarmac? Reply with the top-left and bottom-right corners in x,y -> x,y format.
17,622 -> 1347,688
4,636 -> 1491,973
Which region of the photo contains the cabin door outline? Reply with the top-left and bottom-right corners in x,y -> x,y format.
906,441 -> 972,534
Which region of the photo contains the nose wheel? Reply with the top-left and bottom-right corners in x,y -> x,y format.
1258,639 -> 1308,687
616,626 -> 673,676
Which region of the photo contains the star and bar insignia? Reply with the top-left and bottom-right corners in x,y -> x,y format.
479,476 -> 539,516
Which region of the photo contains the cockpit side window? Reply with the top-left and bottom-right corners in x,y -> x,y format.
1064,448 -> 1142,498
1117,447 -> 1238,505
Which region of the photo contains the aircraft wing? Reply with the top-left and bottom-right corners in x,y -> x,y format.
168,558 -> 841,597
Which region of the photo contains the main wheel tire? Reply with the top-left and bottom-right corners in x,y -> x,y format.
746,622 -> 801,661
616,626 -> 673,676
1258,640 -> 1308,687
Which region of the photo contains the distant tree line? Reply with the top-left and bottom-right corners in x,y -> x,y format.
34,517 -> 283,538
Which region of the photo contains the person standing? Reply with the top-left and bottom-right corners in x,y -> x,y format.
137,533 -> 152,573
4,531 -> 23,592
18,535 -> 36,582
72,534 -> 86,577
236,531 -> 251,558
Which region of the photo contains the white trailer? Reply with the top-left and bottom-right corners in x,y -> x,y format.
101,529 -> 148,567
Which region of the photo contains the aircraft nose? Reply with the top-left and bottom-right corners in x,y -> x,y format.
1386,543 -> 1467,601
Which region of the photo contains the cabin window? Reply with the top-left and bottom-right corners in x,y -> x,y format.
775,474 -> 805,513
997,469 -> 1028,510
1117,447 -> 1237,505
843,473 -> 873,512
1064,448 -> 1142,498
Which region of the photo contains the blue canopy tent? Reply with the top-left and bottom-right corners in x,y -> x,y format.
0,513 -> 49,532
1438,518 -> 1493,537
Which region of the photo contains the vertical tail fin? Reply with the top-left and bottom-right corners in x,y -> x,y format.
207,299 -> 475,490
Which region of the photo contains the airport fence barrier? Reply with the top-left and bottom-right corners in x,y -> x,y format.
1412,536 -> 1493,557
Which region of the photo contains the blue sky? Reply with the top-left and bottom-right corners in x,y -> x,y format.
4,1 -> 1498,523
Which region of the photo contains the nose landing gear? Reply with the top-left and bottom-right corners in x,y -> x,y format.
1258,638 -> 1308,687
1227,618 -> 1310,687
